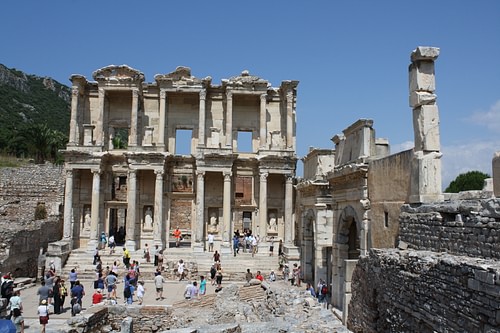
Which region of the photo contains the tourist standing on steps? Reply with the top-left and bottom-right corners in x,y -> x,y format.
136,281 -> 145,305
122,247 -> 131,269
173,227 -> 182,247
210,264 -> 217,286
70,280 -> 85,306
305,283 -> 316,297
68,268 -> 78,289
213,250 -> 220,263
37,281 -> 50,304
232,235 -> 239,256
278,239 -> 283,256
108,234 -> 116,254
8,289 -> 22,319
207,233 -> 214,252
152,245 -> 159,267
154,270 -> 165,300
100,232 -> 107,250
177,259 -> 186,281
105,272 -> 118,299
215,267 -> 223,291
52,277 -> 63,314
269,236 -> 275,256
37,300 -> 49,333
157,249 -> 164,271
93,247 -> 100,265
144,243 -> 151,263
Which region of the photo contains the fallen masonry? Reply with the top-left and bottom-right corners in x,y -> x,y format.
59,283 -> 350,333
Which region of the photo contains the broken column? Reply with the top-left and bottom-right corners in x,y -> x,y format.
409,46 -> 444,203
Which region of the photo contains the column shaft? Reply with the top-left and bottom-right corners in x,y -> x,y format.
195,171 -> 205,243
96,88 -> 105,146
223,172 -> 232,243
129,89 -> 139,147
69,87 -> 79,145
226,91 -> 233,147
259,172 -> 268,236
158,90 -> 166,148
63,169 -> 74,240
198,90 -> 206,146
286,91 -> 293,149
284,175 -> 293,243
153,170 -> 164,247
88,169 -> 101,249
126,170 -> 137,250
259,94 -> 267,148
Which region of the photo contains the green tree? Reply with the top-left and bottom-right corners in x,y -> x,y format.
445,170 -> 490,193
23,123 -> 67,164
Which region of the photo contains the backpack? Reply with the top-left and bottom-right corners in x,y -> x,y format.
321,284 -> 328,295
1,281 -> 13,298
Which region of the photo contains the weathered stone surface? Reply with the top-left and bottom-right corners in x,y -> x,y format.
412,105 -> 440,152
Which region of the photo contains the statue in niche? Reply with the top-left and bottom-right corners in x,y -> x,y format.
84,208 -> 91,229
268,213 -> 277,232
208,212 -> 219,233
144,207 -> 153,230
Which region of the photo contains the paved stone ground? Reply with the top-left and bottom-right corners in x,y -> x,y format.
17,277 -> 242,332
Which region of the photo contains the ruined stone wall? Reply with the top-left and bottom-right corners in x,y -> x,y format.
399,199 -> 500,260
348,249 -> 500,333
0,164 -> 64,277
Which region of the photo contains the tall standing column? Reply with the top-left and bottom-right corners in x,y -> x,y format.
195,171 -> 205,244
69,87 -> 79,146
225,91 -> 233,147
96,88 -> 105,147
125,169 -> 137,250
286,91 -> 293,149
88,169 -> 101,250
129,89 -> 139,147
222,171 -> 232,244
284,174 -> 293,243
198,90 -> 206,146
153,170 -> 164,247
259,93 -> 267,149
258,172 -> 268,236
63,169 -> 74,241
158,90 -> 166,149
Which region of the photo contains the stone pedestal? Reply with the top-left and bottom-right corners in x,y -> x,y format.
220,243 -> 232,255
193,242 -> 204,253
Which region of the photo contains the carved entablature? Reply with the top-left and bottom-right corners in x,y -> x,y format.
223,70 -> 269,91
92,65 -> 145,84
154,66 -> 211,89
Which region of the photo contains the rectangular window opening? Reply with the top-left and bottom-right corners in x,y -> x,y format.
112,128 -> 129,149
175,129 -> 192,155
237,131 -> 253,152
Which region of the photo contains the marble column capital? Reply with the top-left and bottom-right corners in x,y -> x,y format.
260,93 -> 267,101
199,89 -> 207,100
160,89 -> 167,99
286,90 -> 293,101
128,169 -> 137,178
259,172 -> 269,181
65,169 -> 74,178
154,169 -> 164,177
196,170 -> 205,179
223,171 -> 232,181
98,88 -> 105,98
285,174 -> 294,183
91,169 -> 101,176
72,87 -> 79,97
132,89 -> 139,98
226,90 -> 233,100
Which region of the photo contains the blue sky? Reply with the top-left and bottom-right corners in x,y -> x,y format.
1,1 -> 499,188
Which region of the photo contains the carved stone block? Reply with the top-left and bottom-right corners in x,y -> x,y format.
409,61 -> 436,93
413,105 -> 440,152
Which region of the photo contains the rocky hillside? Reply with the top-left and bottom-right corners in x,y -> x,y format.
0,64 -> 71,153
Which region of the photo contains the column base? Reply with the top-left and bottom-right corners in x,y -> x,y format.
125,240 -> 137,252
193,242 -> 205,253
220,243 -> 232,255
284,244 -> 300,264
87,239 -> 99,251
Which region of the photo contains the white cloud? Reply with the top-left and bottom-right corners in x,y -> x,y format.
466,100 -> 500,131
391,140 -> 414,154
441,140 -> 500,189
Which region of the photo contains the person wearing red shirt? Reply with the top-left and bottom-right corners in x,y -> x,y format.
92,289 -> 103,305
255,271 -> 264,282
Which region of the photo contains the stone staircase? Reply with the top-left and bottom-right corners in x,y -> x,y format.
62,246 -> 281,282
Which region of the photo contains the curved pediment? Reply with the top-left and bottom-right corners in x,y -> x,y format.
92,65 -> 145,83
223,70 -> 269,90
154,66 -> 210,88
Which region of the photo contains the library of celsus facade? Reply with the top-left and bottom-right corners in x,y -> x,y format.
62,65 -> 298,253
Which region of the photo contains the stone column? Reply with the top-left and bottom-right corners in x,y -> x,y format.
69,87 -> 79,146
284,174 -> 293,243
225,91 -> 233,147
195,171 -> 205,251
258,172 -> 268,237
129,89 -> 139,147
286,91 -> 293,149
222,171 -> 232,245
153,170 -> 164,247
408,46 -> 443,203
259,93 -> 267,148
125,169 -> 137,250
198,90 -> 206,146
95,88 -> 105,146
158,89 -> 166,149
88,169 -> 101,250
63,169 -> 74,240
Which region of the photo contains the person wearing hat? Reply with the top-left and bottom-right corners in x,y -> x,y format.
92,288 -> 103,305
37,299 -> 49,333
